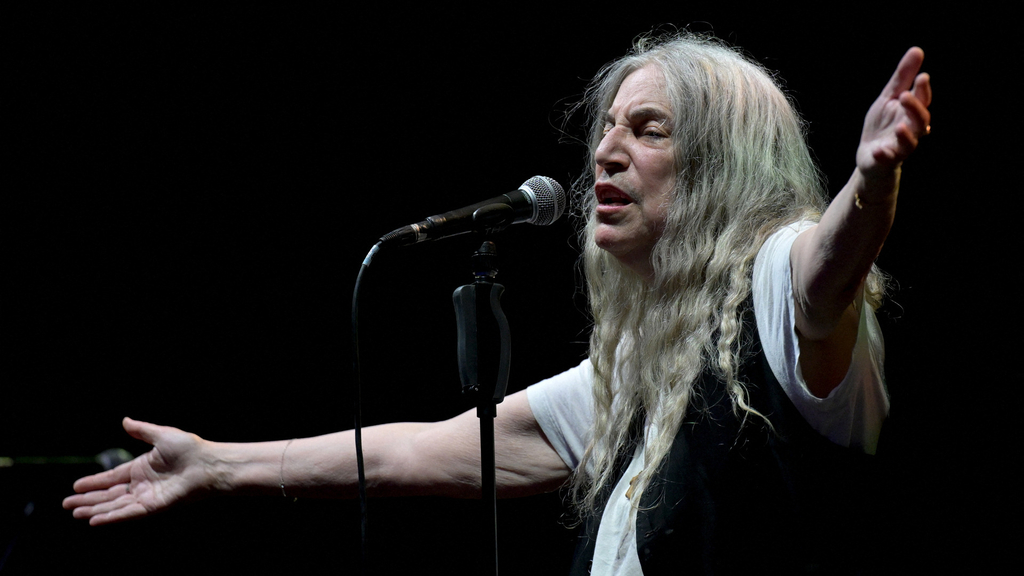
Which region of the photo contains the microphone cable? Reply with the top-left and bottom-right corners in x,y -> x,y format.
351,241 -> 380,575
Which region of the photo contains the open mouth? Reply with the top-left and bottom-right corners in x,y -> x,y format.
595,184 -> 634,206
600,196 -> 632,206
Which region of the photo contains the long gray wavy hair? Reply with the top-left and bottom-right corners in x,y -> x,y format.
569,32 -> 885,516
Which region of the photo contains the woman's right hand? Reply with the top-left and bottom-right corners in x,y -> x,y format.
63,417 -> 214,525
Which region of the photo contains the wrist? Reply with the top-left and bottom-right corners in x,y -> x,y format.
851,166 -> 900,208
197,439 -> 237,494
204,439 -> 297,496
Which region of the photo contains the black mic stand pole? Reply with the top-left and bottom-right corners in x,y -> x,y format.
453,240 -> 511,576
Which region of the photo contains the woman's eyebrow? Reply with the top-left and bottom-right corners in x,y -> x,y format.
604,105 -> 672,125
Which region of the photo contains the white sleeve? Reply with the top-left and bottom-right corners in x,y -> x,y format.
752,222 -> 890,454
525,359 -> 595,472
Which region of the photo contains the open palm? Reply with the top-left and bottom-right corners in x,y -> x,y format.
63,418 -> 211,526
857,47 -> 932,181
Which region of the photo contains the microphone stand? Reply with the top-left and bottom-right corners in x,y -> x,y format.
453,240 -> 511,576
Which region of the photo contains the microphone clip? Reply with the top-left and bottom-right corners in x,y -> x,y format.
452,241 -> 511,407
465,203 -> 516,237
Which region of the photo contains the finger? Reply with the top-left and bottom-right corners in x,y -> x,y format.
64,482 -> 131,509
64,479 -> 130,502
71,459 -> 133,493
893,122 -> 919,154
912,72 -> 932,108
74,489 -> 135,519
883,47 -> 925,98
871,141 -> 900,165
899,91 -> 932,135
73,491 -> 149,526
89,502 -> 151,526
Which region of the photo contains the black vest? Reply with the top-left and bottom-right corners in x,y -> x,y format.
570,311 -> 879,575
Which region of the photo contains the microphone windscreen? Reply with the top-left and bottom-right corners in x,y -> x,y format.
521,176 -> 565,226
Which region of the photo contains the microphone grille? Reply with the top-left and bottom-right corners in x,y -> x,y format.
521,176 -> 566,226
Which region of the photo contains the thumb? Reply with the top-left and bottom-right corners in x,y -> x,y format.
122,417 -> 165,446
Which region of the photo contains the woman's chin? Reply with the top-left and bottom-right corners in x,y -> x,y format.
593,229 -> 654,278
593,225 -> 625,254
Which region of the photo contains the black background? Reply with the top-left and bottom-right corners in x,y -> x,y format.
2,4 -> 1018,574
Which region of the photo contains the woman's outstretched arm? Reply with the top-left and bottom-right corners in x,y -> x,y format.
63,389 -> 570,526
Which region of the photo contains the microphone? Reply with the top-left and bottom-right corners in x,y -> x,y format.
379,176 -> 565,248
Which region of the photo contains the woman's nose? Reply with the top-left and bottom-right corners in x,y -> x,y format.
595,127 -> 629,175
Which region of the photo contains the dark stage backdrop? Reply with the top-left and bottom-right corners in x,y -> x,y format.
3,4 -> 1017,574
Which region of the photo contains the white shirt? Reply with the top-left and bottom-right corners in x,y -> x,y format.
526,223 -> 889,575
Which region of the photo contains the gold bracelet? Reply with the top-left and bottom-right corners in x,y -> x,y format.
854,191 -> 893,209
855,167 -> 901,209
280,438 -> 295,499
